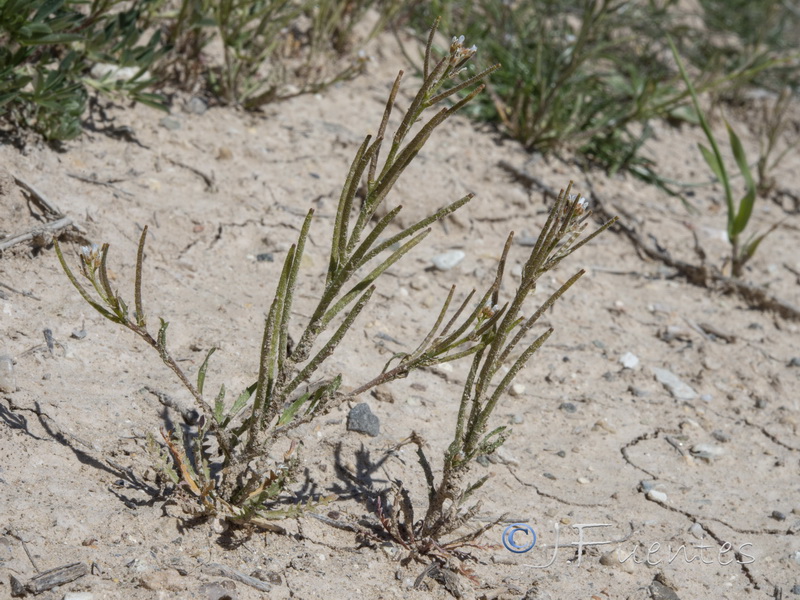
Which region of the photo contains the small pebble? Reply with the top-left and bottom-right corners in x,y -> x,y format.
431,249 -> 465,271
71,329 -> 87,339
186,96 -> 208,115
555,450 -> 566,458
690,443 -> 724,460
543,472 -> 556,480
639,480 -> 657,492
256,253 -> 274,262
346,403 -> 380,437
689,522 -> 704,539
577,477 -> 590,484
700,393 -> 713,402
772,510 -> 787,521
649,580 -> 681,600
592,339 -> 605,349
711,430 -> 731,443
63,593 -> 94,600
159,117 -> 181,130
510,383 -> 526,397
791,584 -> 800,595
511,414 -> 524,424
651,367 -> 697,401
475,455 -> 490,467
788,357 -> 800,367
559,402 -> 577,413
647,489 -> 668,503
619,352 -> 639,369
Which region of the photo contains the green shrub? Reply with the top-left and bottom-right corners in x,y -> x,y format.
0,0 -> 166,141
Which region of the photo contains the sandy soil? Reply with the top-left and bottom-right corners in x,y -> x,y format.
1,28 -> 799,600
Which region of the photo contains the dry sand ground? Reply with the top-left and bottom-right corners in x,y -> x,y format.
1,28 -> 799,600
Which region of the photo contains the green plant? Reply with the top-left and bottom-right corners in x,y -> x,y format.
0,0 -> 166,141
754,87 -> 800,197
406,1 -> 687,174
55,19 -> 499,528
376,186 -> 615,571
203,0 -> 403,109
405,0 -> 797,181
670,38 -> 778,278
692,0 -> 800,94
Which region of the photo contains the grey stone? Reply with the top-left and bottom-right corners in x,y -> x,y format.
639,480 -> 657,492
431,249 -> 465,271
559,402 -> 577,413
649,580 -> 681,600
772,510 -> 787,521
787,357 -> 800,367
186,96 -> 208,115
159,117 -> 181,130
651,367 -> 697,401
711,430 -> 731,443
791,584 -> 800,595
346,403 -> 380,437
690,443 -> 724,460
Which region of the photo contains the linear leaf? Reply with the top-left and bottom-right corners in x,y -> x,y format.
197,347 -> 216,395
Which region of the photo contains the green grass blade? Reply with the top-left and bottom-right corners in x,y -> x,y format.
225,381 -> 257,427
277,391 -> 310,426
668,36 -> 734,223
213,385 -> 226,423
134,226 -> 148,327
197,347 -> 217,395
726,121 -> 757,237
698,143 -> 723,182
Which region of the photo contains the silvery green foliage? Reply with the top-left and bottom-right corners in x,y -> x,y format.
56,19 -> 501,528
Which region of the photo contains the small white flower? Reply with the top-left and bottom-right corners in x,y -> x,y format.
80,243 -> 100,263
568,193 -> 589,212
